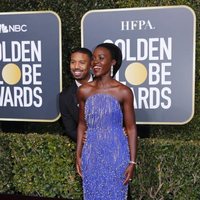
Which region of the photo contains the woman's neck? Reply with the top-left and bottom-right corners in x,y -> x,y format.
95,75 -> 114,89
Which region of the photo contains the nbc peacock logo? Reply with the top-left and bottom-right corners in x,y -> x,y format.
0,24 -> 8,33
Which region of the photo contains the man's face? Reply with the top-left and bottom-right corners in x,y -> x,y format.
70,52 -> 91,80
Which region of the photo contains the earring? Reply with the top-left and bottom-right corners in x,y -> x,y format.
111,65 -> 113,77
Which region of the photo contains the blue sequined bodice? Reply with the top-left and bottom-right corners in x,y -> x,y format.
81,93 -> 129,200
85,93 -> 123,130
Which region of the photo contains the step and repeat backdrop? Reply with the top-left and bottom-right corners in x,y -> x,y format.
0,6 -> 196,124
0,11 -> 61,122
81,6 -> 196,124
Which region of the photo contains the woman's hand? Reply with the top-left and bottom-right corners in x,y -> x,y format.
123,164 -> 135,185
82,131 -> 87,144
76,157 -> 82,177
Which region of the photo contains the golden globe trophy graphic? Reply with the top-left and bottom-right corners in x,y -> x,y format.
125,62 -> 147,86
2,63 -> 21,85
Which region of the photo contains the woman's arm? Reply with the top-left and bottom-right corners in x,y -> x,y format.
76,87 -> 87,177
122,87 -> 138,185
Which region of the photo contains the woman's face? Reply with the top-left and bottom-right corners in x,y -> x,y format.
92,47 -> 116,77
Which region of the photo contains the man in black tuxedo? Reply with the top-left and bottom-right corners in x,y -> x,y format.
59,48 -> 93,142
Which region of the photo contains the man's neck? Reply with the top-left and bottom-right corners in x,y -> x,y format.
75,74 -> 93,87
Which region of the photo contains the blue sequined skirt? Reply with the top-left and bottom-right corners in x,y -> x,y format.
82,127 -> 129,200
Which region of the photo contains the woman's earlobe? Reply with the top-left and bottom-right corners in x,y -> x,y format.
112,59 -> 117,66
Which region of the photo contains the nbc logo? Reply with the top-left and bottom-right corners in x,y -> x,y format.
0,24 -> 8,33
0,24 -> 27,33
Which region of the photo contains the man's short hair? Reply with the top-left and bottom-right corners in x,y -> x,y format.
70,47 -> 93,60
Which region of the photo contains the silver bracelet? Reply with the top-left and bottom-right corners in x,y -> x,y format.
129,161 -> 137,165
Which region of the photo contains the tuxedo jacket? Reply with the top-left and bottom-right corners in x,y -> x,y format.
59,81 -> 79,142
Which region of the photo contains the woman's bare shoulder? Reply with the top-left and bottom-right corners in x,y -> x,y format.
117,82 -> 132,92
77,82 -> 95,99
117,82 -> 133,99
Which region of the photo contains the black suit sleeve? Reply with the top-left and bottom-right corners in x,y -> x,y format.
59,90 -> 77,142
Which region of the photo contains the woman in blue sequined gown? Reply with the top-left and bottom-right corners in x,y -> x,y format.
76,43 -> 137,200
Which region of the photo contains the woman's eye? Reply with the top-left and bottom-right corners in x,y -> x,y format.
93,54 -> 104,62
99,55 -> 104,60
